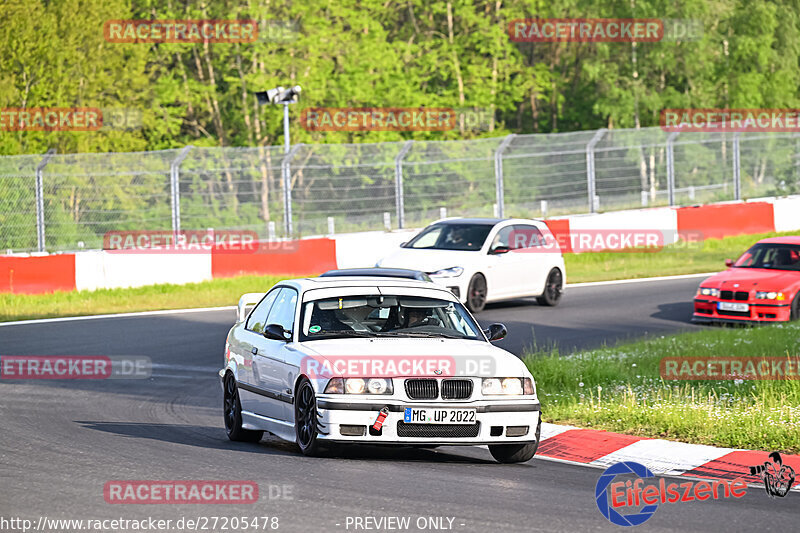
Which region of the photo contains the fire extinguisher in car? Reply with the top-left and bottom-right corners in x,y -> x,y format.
372,407 -> 390,431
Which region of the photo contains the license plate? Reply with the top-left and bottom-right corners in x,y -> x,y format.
403,407 -> 476,424
718,301 -> 749,312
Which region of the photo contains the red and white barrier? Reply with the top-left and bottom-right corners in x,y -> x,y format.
3,195 -> 800,295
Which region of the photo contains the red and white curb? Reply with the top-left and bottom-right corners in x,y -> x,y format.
536,423 -> 800,491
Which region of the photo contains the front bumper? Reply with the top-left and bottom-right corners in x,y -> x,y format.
315,398 -> 540,445
693,298 -> 792,324
428,275 -> 466,303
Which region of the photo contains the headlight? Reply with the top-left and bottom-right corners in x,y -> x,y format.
756,291 -> 785,300
430,266 -> 464,278
482,377 -> 529,395
324,377 -> 393,395
698,287 -> 720,297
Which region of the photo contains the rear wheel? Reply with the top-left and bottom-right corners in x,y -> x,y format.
223,375 -> 263,442
294,378 -> 323,456
488,416 -> 541,464
536,268 -> 563,307
466,274 -> 487,313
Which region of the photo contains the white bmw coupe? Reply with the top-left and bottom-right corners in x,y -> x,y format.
220,270 -> 542,463
376,218 -> 566,312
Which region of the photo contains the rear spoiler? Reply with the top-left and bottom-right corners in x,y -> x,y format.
237,292 -> 266,323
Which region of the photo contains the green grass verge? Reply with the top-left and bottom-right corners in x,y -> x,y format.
0,274 -> 294,322
524,323 -> 800,453
563,229 -> 799,283
1,229 -> 797,322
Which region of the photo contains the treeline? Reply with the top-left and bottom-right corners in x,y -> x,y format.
1,0 -> 799,156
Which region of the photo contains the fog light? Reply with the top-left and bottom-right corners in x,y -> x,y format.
340,425 -> 366,436
506,426 -> 529,437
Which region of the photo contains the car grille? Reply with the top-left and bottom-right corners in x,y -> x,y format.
441,379 -> 473,400
720,290 -> 749,301
396,422 -> 481,438
405,379 -> 438,400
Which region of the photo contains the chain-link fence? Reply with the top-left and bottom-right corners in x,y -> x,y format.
3,126 -> 799,253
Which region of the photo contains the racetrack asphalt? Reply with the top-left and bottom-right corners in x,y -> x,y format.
1,275 -> 797,532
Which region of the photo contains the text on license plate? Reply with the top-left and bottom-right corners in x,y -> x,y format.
403,408 -> 476,424
718,301 -> 749,312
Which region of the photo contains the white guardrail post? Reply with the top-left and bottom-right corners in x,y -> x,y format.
282,144 -> 304,237
34,149 -> 56,252
394,140 -> 413,229
585,129 -> 607,214
170,145 -> 193,237
732,132 -> 741,201
666,132 -> 679,206
494,134 -> 516,218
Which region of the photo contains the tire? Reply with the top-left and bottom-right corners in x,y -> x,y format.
791,292 -> 800,321
223,375 -> 264,443
488,416 -> 541,464
294,377 -> 323,456
536,268 -> 563,307
466,274 -> 488,313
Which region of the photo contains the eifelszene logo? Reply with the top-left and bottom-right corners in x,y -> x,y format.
749,452 -> 796,498
595,461 -> 747,526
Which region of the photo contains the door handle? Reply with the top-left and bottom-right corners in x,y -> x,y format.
251,347 -> 258,355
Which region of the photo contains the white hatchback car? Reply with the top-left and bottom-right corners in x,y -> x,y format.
376,218 -> 566,312
220,271 -> 542,463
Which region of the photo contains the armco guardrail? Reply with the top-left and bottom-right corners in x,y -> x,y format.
3,196 -> 800,295
2,127 -> 800,253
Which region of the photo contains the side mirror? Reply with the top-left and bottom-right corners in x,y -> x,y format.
264,323 -> 290,341
725,258 -> 733,267
490,246 -> 510,255
484,323 -> 507,342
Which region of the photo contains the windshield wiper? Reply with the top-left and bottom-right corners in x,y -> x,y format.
374,330 -> 467,339
305,330 -> 377,339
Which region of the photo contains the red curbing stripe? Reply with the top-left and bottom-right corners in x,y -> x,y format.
537,428 -> 645,463
683,450 -> 800,488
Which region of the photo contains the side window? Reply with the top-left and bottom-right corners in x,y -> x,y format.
489,226 -> 513,251
246,289 -> 280,333
510,224 -> 544,250
266,288 -> 298,333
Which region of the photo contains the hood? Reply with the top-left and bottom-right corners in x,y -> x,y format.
701,268 -> 800,291
296,337 -> 528,378
377,248 -> 480,273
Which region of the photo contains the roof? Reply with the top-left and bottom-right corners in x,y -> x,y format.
272,276 -> 452,295
431,217 -> 506,225
320,268 -> 432,281
757,236 -> 800,245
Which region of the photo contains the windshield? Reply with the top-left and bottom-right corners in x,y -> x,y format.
298,294 -> 484,341
403,223 -> 494,251
733,243 -> 800,270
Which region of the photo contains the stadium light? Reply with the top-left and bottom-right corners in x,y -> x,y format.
256,85 -> 301,153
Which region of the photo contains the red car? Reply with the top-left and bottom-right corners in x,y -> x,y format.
693,236 -> 800,324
